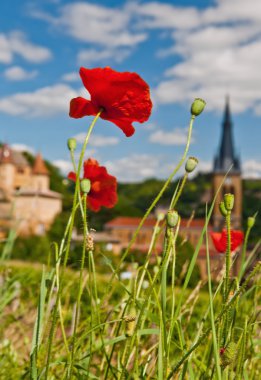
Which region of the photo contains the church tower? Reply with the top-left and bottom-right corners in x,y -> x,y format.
212,98 -> 242,229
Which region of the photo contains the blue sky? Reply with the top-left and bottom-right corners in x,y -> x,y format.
1,0 -> 261,181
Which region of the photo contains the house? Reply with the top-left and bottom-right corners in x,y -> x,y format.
0,145 -> 62,236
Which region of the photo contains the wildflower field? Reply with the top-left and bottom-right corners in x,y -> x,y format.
0,67 -> 260,380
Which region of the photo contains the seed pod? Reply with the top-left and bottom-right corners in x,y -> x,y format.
219,201 -> 228,217
67,138 -> 77,151
185,156 -> 199,173
224,193 -> 234,211
247,216 -> 255,228
190,98 -> 206,117
166,210 -> 179,228
80,179 -> 91,194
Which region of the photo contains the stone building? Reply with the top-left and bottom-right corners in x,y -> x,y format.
0,145 -> 62,237
103,98 -> 242,280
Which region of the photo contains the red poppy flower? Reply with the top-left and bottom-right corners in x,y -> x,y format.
211,229 -> 244,253
69,67 -> 152,137
68,158 -> 117,212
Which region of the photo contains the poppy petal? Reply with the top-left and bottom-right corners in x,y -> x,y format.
106,118 -> 135,137
211,229 -> 244,253
87,195 -> 102,212
231,230 -> 244,251
70,67 -> 152,136
211,232 -> 226,253
68,158 -> 118,212
69,97 -> 99,118
68,171 -> 77,182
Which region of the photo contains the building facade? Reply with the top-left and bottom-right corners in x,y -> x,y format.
0,145 -> 62,237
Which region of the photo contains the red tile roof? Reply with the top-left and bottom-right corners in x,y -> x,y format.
105,216 -> 209,229
32,153 -> 49,175
105,216 -> 157,228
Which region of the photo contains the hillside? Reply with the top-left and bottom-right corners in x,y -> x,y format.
11,150 -> 259,243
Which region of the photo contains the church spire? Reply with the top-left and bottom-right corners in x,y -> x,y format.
214,97 -> 241,173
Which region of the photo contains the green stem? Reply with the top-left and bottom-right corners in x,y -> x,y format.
224,211 -> 231,301
166,219 -> 180,365
67,194 -> 88,379
170,173 -> 188,210
206,219 -> 222,380
44,111 -> 101,380
160,224 -> 177,378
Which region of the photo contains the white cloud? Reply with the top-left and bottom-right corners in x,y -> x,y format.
135,2 -> 200,30
243,159 -> 261,178
0,31 -> 52,64
0,84 -> 77,117
10,143 -> 35,154
4,66 -> 38,81
74,133 -> 119,147
52,159 -> 73,175
30,2 -> 146,65
77,48 -> 131,65
143,122 -> 157,131
149,128 -> 194,145
105,154 -> 167,182
32,2 -> 147,48
61,72 -> 79,82
133,0 -> 261,114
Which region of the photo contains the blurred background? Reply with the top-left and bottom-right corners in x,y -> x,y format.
0,0 -> 261,180
0,0 -> 260,259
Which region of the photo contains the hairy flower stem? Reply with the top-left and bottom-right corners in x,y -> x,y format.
107,115 -> 195,289
159,228 -> 174,378
67,194 -> 88,379
166,261 -> 261,379
44,111 -> 101,380
166,220 -> 180,365
170,173 -> 188,210
224,211 -> 231,302
222,211 -> 232,347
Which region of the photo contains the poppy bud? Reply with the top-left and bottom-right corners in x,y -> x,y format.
166,210 -> 179,228
220,342 -> 237,368
247,216 -> 255,228
185,156 -> 198,173
224,193 -> 234,211
190,98 -> 206,117
80,179 -> 91,194
67,138 -> 77,151
219,201 -> 228,217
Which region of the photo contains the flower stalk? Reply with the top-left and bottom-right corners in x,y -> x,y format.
44,111 -> 102,380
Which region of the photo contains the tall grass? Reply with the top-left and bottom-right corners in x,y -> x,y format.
0,100 -> 260,380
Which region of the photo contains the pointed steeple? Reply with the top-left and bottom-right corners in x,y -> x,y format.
32,153 -> 49,175
214,97 -> 241,173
